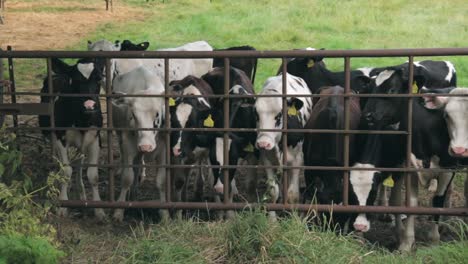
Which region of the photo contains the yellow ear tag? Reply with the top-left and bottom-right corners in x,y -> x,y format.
243,142 -> 255,153
203,114 -> 214,127
169,97 -> 176,106
412,82 -> 418,94
307,60 -> 315,68
383,176 -> 394,188
288,105 -> 298,116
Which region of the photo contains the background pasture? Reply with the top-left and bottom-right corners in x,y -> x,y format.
1,0 -> 467,263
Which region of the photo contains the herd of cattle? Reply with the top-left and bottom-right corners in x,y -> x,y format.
37,40 -> 468,251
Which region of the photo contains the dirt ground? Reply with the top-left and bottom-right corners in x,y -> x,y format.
0,0 -> 144,50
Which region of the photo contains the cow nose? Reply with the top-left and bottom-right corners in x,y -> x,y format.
173,147 -> 182,157
214,178 -> 224,194
84,100 -> 96,110
138,144 -> 154,153
256,141 -> 272,150
451,147 -> 467,155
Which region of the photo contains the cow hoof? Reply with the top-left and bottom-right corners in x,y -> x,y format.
113,210 -> 124,222
57,207 -> 68,217
95,209 -> 107,222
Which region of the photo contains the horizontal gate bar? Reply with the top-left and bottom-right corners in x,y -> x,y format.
0,103 -> 49,115
1,48 -> 468,59
58,200 -> 468,216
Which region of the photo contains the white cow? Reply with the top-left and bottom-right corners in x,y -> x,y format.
255,73 -> 313,220
87,40 -> 213,221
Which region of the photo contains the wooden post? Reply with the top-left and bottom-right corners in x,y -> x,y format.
0,50 -> 4,127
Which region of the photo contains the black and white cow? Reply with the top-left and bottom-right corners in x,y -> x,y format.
255,73 -> 312,219
303,86 -> 361,228
213,46 -> 258,84
38,58 -> 105,221
201,66 -> 259,203
111,66 -> 168,222
421,87 -> 468,207
353,68 -> 457,251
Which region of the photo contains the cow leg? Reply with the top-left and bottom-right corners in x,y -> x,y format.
83,131 -> 106,221
428,172 -> 454,244
243,153 -> 259,202
113,132 -> 137,222
173,157 -> 187,220
398,173 -> 418,252
286,150 -> 302,204
154,141 -> 169,222
261,150 -> 279,221
55,136 -> 72,217
76,156 -> 87,201
389,175 -> 404,237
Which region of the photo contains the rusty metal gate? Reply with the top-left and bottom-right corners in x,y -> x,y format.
0,48 -> 467,217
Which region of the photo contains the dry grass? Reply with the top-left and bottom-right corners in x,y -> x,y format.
0,0 -> 145,50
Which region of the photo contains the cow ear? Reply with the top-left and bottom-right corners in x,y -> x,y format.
51,58 -> 72,75
354,75 -> 372,94
87,40 -> 93,49
138,42 -> 150,50
288,97 -> 304,110
111,92 -> 127,107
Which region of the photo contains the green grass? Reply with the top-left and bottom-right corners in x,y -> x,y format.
8,0 -> 468,91
63,211 -> 468,263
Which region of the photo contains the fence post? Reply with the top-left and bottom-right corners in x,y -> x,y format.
7,46 -> 17,128
0,50 -> 4,127
342,57 -> 351,206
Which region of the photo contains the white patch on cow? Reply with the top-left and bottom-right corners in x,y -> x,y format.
413,61 -> 427,70
77,63 -> 94,79
357,67 -> 374,77
444,88 -> 468,155
173,103 -> 193,153
444,61 -> 456,82
215,138 -> 231,166
350,163 -> 376,206
183,85 -> 211,108
230,84 -> 249,95
375,70 -> 395,86
350,163 -> 376,232
389,122 -> 400,130
305,47 -> 316,50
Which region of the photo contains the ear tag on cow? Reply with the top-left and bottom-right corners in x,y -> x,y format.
307,60 -> 315,68
412,81 -> 418,94
383,176 -> 394,188
288,105 -> 298,116
204,114 -> 214,127
169,97 -> 176,106
243,143 -> 255,153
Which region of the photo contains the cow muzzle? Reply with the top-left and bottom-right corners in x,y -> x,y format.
173,147 -> 183,157
449,146 -> 468,157
138,144 -> 155,153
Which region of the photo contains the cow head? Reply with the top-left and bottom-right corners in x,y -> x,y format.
255,93 -> 305,150
52,58 -> 103,114
363,67 -> 425,129
112,87 -> 164,153
421,87 -> 468,157
118,40 -> 150,51
87,39 -> 121,51
277,48 -> 325,77
169,76 -> 213,158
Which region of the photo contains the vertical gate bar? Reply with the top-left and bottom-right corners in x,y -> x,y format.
406,56 -> 414,207
164,58 -> 171,203
0,53 -> 3,126
343,57 -> 351,206
105,58 -> 115,202
46,58 -> 55,158
7,46 -> 18,128
223,58 -> 230,204
106,0 -> 109,11
281,58 -> 288,205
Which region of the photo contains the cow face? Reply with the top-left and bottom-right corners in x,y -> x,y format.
169,78 -> 212,157
279,50 -> 325,78
52,58 -> 103,114
363,68 -> 421,128
422,87 -> 468,157
87,39 -> 121,51
255,96 -> 304,150
112,88 -> 164,153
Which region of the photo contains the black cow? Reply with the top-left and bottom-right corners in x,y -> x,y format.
202,66 -> 258,203
353,67 -> 457,251
302,86 -> 361,228
38,58 -> 105,221
213,46 -> 258,84
118,40 -> 150,51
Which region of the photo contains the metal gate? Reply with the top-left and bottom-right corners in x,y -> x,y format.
0,48 -> 467,217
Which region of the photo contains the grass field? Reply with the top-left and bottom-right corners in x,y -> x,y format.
1,0 -> 468,262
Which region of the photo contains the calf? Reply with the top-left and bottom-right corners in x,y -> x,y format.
303,86 -> 361,228
39,58 -> 105,221
255,73 -> 312,219
213,46 -> 258,84
111,66 -> 167,222
202,67 -> 259,204
355,68 -> 457,251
